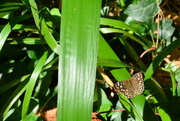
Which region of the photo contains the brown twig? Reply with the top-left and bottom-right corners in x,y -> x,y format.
133,47 -> 157,72
140,47 -> 157,59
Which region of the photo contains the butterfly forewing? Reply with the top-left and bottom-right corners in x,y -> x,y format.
113,72 -> 144,98
130,72 -> 144,95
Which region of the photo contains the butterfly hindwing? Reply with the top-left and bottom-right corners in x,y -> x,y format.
113,80 -> 136,98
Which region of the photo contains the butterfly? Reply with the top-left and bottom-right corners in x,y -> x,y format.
113,72 -> 144,98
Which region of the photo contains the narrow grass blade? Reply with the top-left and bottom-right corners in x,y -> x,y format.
100,27 -> 149,49
0,77 -> 29,120
21,51 -> 49,120
23,0 -> 60,54
0,74 -> 30,94
0,15 -> 31,51
40,17 -> 60,54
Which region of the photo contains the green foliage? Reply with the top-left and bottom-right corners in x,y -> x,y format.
124,0 -> 160,23
57,0 -> 101,121
0,0 -> 180,121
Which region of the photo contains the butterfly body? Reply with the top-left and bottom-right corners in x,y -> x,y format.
113,72 -> 144,98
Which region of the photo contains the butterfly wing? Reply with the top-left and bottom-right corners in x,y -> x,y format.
130,72 -> 144,95
113,80 -> 136,98
113,72 -> 144,98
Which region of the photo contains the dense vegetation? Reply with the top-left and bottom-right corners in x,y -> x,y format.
0,0 -> 180,121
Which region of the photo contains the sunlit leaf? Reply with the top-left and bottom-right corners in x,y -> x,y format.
124,0 -> 160,23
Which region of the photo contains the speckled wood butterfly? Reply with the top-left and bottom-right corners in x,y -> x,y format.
113,72 -> 144,98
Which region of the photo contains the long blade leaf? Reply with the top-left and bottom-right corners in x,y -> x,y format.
57,0 -> 101,120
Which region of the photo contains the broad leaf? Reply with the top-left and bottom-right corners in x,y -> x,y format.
124,0 -> 160,23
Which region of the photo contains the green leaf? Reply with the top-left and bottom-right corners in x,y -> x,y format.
100,18 -> 150,48
160,18 -> 175,42
21,51 -> 49,120
25,113 -> 42,121
0,74 -> 30,94
176,69 -> 180,96
40,16 -> 60,55
145,38 -> 180,80
100,27 -> 149,49
97,88 -> 113,120
23,0 -> 60,54
119,37 -> 147,71
28,0 -> 40,30
144,39 -> 180,120
100,18 -> 145,38
0,79 -> 28,119
124,0 -> 160,23
0,14 -> 31,52
98,34 -> 158,121
57,0 -> 101,121
0,0 -> 24,18
97,58 -> 132,68
111,101 -> 123,121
